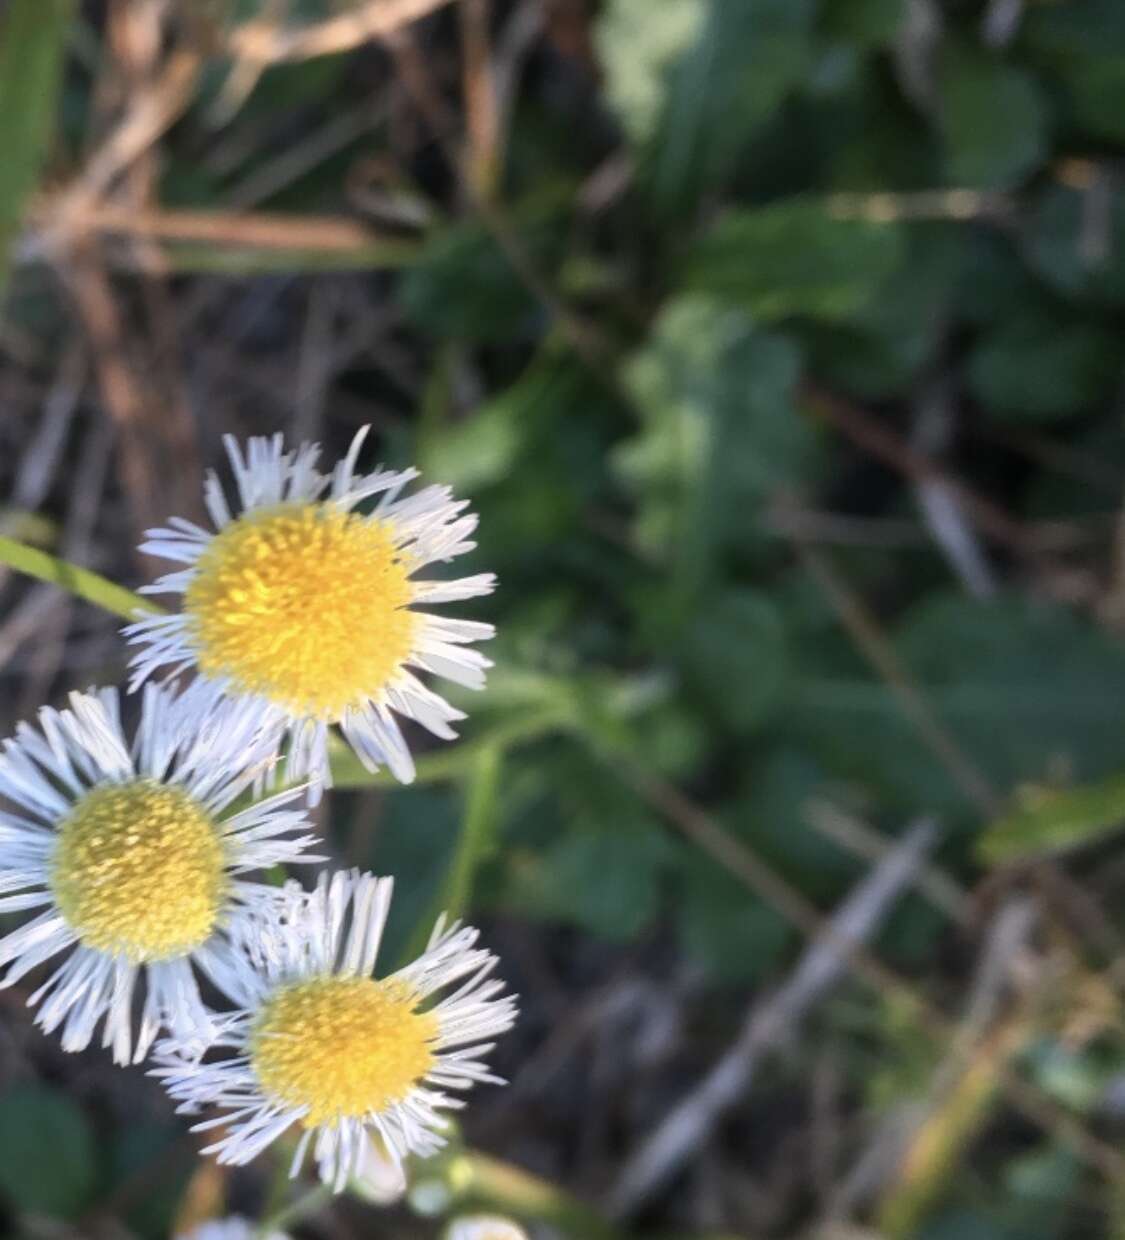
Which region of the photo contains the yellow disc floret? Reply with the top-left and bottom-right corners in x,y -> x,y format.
250,975 -> 438,1125
51,781 -> 227,962
184,504 -> 417,719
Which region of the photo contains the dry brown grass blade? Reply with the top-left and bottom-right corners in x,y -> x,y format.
791,532 -> 1001,817
460,0 -> 502,199
41,203 -> 397,251
227,0 -> 458,64
48,47 -> 200,238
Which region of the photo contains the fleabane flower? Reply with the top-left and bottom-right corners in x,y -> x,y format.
0,683 -> 318,1065
447,1216 -> 529,1240
154,869 -> 517,1191
126,428 -> 496,802
177,1219 -> 289,1240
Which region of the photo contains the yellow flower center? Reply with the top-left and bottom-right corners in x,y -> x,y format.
51,781 -> 227,962
250,975 -> 438,1126
184,504 -> 418,719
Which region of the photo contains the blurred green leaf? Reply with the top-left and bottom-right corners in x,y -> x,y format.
938,48 -> 1049,189
418,396 -> 523,494
366,788 -> 460,965
967,310 -> 1119,421
595,0 -> 706,146
110,1123 -> 194,1240
732,749 -> 860,896
678,850 -> 794,982
682,590 -> 790,733
1023,0 -> 1125,141
530,825 -> 673,940
616,297 -> 813,603
818,0 -> 904,46
506,749 -> 675,940
685,199 -> 904,320
401,211 -> 563,342
0,1085 -> 97,1219
978,772 -> 1125,864
1025,184 -> 1125,307
790,593 -> 1125,823
644,0 -> 816,219
803,222 -> 964,396
0,0 -> 71,299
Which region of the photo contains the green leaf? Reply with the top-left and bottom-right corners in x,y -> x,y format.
364,789 -> 460,965
685,199 -> 905,321
110,1123 -> 194,1240
789,593 -> 1125,824
595,0 -> 707,146
416,352 -> 580,495
616,300 -> 814,606
1025,185 -> 1125,307
530,825 -> 672,940
978,772 -> 1125,864
678,849 -> 794,982
818,0 -> 904,46
0,0 -> 71,300
0,1085 -> 97,1219
803,222 -> 965,397
401,210 -> 563,342
682,590 -> 790,733
732,749 -> 860,897
643,0 -> 816,219
967,311 -> 1119,421
939,49 -> 1049,189
1023,0 -> 1125,141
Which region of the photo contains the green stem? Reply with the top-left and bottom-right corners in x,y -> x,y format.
400,741 -> 503,965
328,705 -> 569,789
0,535 -> 164,621
420,1150 -> 624,1240
256,1181 -> 333,1236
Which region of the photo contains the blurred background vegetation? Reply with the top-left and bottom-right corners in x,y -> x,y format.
2,0 -> 1125,1237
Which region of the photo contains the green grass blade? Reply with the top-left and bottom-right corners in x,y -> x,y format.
0,0 -> 72,298
978,772 -> 1125,864
0,535 -> 163,621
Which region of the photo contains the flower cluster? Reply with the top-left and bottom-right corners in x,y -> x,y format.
0,430 -> 515,1199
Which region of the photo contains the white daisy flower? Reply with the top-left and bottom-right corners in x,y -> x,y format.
177,1219 -> 289,1240
446,1216 -> 529,1240
125,427 -> 496,802
154,869 -> 517,1192
0,682 -> 319,1065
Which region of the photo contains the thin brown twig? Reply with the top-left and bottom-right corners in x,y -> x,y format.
790,532 -> 1001,817
803,382 -> 1048,558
